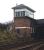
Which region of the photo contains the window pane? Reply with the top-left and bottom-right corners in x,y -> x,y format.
21,11 -> 23,16
16,12 -> 18,17
21,11 -> 25,16
20,11 -> 21,16
16,12 -> 20,17
23,11 -> 25,16
18,12 -> 20,16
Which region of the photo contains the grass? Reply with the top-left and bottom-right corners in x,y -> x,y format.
0,29 -> 16,45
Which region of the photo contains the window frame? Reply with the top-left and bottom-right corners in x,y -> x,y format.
15,11 -> 25,17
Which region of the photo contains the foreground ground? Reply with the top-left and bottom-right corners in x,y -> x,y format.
0,40 -> 44,50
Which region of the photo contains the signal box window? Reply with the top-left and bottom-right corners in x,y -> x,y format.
15,11 -> 25,17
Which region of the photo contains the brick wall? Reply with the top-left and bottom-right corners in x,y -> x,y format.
13,17 -> 33,38
15,17 -> 31,27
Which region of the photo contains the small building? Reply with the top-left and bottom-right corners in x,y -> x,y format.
12,4 -> 36,38
35,19 -> 44,39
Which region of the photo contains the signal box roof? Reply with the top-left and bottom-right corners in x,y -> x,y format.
12,4 -> 35,13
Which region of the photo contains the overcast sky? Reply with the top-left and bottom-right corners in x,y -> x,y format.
0,0 -> 44,23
